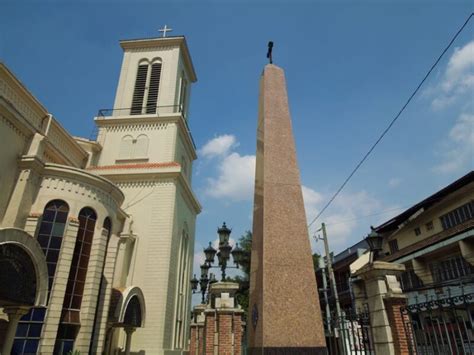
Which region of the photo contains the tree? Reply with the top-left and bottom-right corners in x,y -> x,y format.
226,230 -> 252,315
312,252 -> 321,271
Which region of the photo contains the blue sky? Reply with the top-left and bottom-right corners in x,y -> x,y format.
1,1 -> 473,303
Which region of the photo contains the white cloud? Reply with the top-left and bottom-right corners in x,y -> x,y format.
303,186 -> 398,253
206,152 -> 256,201
199,134 -> 238,158
388,177 -> 402,188
433,112 -> 474,174
429,41 -> 474,110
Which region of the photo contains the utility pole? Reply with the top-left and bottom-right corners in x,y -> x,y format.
318,257 -> 332,336
321,223 -> 343,324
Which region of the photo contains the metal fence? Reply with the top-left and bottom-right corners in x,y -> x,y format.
401,292 -> 474,354
325,309 -> 375,355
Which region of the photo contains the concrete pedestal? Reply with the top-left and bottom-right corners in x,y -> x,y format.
352,261 -> 406,355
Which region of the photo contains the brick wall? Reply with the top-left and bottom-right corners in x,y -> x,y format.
385,298 -> 413,355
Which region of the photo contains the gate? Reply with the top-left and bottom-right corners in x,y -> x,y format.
325,309 -> 375,355
401,292 -> 474,354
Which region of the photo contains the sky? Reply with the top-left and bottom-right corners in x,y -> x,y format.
1,1 -> 473,304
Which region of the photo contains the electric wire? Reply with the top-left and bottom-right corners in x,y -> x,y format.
307,12 -> 474,230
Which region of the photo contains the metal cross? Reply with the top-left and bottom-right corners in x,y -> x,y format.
159,25 -> 173,37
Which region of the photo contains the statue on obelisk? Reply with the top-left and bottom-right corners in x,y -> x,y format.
248,43 -> 327,353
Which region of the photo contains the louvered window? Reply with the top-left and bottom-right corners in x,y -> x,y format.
130,64 -> 148,115
146,63 -> 162,114
179,76 -> 187,115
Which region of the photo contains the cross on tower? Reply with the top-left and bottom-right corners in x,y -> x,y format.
158,25 -> 173,38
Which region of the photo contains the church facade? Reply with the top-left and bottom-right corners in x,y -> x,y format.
0,35 -> 200,354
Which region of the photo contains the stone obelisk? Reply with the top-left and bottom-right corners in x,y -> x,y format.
248,64 -> 327,353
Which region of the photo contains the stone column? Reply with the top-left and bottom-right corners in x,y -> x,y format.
352,261 -> 406,355
124,326 -> 136,355
2,306 -> 30,355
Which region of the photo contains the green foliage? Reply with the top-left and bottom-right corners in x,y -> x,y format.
66,350 -> 81,355
226,230 -> 252,315
312,253 -> 320,272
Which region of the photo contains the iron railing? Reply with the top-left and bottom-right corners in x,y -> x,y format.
97,105 -> 184,118
401,291 -> 474,354
325,308 -> 375,355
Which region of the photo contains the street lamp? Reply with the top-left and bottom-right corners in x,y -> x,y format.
191,222 -> 249,303
365,226 -> 384,263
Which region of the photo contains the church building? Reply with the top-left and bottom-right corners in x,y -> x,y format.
0,34 -> 200,354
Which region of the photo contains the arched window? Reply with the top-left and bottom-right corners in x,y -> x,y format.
14,200 -> 69,355
55,207 -> 97,353
119,134 -> 149,160
130,60 -> 162,115
134,134 -> 149,158
179,72 -> 188,116
63,207 -> 97,313
119,135 -> 133,159
174,228 -> 189,349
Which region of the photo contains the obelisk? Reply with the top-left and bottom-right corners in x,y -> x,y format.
248,64 -> 327,354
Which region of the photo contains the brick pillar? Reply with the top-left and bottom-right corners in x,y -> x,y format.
233,312 -> 243,355
198,325 -> 205,354
385,298 -> 413,355
190,325 -> 198,355
218,312 -> 232,355
204,311 -> 216,355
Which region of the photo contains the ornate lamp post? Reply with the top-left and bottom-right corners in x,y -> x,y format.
365,226 -> 384,263
191,222 -> 247,303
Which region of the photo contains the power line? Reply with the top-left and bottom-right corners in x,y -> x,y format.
307,12 -> 474,229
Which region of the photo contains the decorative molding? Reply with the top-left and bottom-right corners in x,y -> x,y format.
0,113 -> 28,140
115,180 -> 174,189
104,122 -> 169,133
0,78 -> 44,131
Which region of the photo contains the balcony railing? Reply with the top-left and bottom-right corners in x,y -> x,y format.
97,105 -> 184,118
96,105 -> 196,149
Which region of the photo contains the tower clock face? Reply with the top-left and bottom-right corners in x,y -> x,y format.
252,304 -> 259,329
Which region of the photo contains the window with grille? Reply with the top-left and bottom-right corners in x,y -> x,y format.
13,200 -> 69,355
146,63 -> 162,114
400,268 -> 423,291
130,61 -> 162,115
430,255 -> 474,283
389,239 -> 399,254
440,201 -> 474,230
130,64 -> 148,115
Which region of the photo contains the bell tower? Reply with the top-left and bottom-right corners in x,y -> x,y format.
91,36 -> 201,354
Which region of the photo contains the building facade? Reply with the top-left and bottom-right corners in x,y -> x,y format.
375,171 -> 474,351
0,35 -> 200,354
